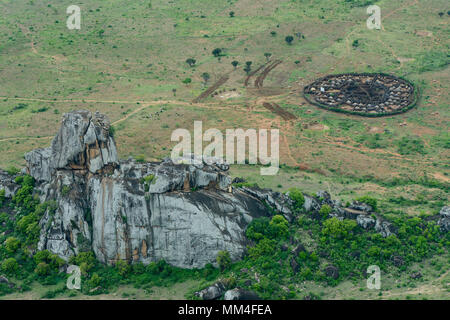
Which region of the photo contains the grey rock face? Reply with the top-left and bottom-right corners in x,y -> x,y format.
240,186 -> 293,221
356,215 -> 376,229
302,195 -> 321,212
195,282 -> 226,300
438,206 -> 450,232
27,111 -> 273,268
0,170 -> 19,198
375,219 -> 395,237
440,206 -> 450,218
224,288 -> 261,300
349,201 -> 373,213
25,110 -> 118,182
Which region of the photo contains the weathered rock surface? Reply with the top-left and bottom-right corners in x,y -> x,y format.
0,170 -> 19,198
25,111 -> 272,267
437,206 -> 450,232
3,110 -> 440,269
25,110 -> 118,182
195,282 -> 226,300
224,288 -> 261,300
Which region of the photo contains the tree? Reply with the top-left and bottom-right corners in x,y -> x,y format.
229,11 -> 235,18
438,12 -> 444,17
352,39 -> 359,48
288,188 -> 305,210
356,196 -> 377,211
88,273 -> 102,288
0,189 -> 5,205
231,60 -> 239,69
216,250 -> 231,271
244,61 -> 252,74
285,35 -> 294,45
116,260 -> 130,276
201,72 -> 210,84
185,58 -> 196,67
264,52 -> 272,61
269,215 -> 289,239
5,237 -> 20,253
212,48 -> 222,57
35,262 -> 51,276
1,258 -> 19,274
319,204 -> 332,219
182,78 -> 192,85
270,31 -> 277,37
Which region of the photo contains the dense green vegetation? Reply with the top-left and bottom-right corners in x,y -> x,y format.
0,179 -> 448,299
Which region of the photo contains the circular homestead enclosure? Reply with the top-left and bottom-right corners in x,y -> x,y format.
303,73 -> 418,117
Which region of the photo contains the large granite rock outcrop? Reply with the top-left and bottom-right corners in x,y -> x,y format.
24,110 -> 271,267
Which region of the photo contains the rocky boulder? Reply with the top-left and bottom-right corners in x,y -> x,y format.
437,206 -> 449,232
195,282 -> 226,300
224,288 -> 261,300
0,170 -> 19,198
25,111 -> 277,267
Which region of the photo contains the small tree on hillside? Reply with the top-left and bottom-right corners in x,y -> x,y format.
212,48 -> 222,57
264,52 -> 272,61
231,60 -> 239,69
244,61 -> 252,74
185,58 -> 196,67
201,72 -> 210,85
216,250 -> 231,271
229,11 -> 235,18
285,35 -> 294,45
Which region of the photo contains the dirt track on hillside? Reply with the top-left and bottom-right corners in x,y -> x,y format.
192,75 -> 230,103
262,102 -> 296,121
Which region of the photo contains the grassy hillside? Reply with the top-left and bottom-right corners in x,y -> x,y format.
0,0 -> 448,299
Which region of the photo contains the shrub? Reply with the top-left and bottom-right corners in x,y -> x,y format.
285,35 -> 294,44
69,251 -> 96,273
2,258 -> 19,274
6,166 -> 20,176
34,250 -> 65,271
5,237 -> 20,253
356,196 -> 378,211
88,273 -> 102,288
288,188 -> 305,210
0,189 -> 4,205
319,204 -> 332,218
35,262 -> 51,276
115,260 -> 130,276
246,217 -> 270,241
322,217 -> 357,240
269,215 -> 289,239
216,250 -> 231,271
248,238 -> 277,260
212,48 -> 222,57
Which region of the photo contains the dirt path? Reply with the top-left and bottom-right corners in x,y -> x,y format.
244,62 -> 270,87
192,75 -> 230,103
254,60 -> 282,88
262,102 -> 296,121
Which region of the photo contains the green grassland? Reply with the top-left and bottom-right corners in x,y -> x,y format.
0,0 -> 449,299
